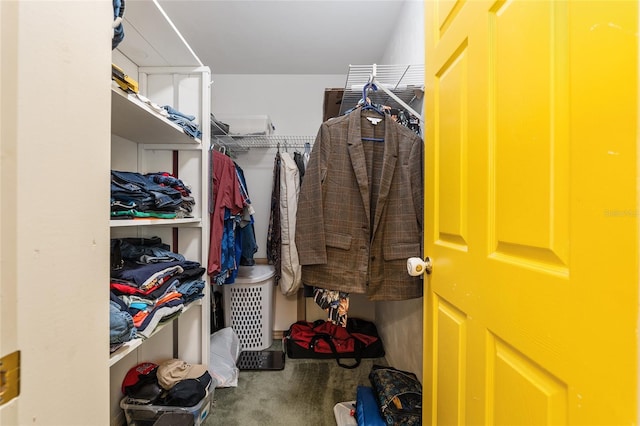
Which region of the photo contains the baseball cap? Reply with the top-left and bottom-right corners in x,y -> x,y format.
121,362 -> 162,404
121,362 -> 158,393
157,359 -> 209,390
161,379 -> 207,407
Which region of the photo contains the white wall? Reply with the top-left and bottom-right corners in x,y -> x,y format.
211,74 -> 345,134
376,0 -> 425,380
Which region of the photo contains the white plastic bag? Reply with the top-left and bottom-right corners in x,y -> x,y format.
208,327 -> 241,387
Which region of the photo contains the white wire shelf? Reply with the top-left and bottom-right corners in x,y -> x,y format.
212,135 -> 315,154
339,64 -> 425,116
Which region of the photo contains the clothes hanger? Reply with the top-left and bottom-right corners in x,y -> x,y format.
360,82 -> 385,142
360,82 -> 385,116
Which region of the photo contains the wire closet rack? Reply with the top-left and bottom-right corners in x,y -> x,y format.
211,135 -> 315,156
339,64 -> 425,119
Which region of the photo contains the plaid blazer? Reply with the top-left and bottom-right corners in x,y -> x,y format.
295,109 -> 423,301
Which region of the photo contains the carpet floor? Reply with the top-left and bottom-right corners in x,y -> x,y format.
203,341 -> 388,426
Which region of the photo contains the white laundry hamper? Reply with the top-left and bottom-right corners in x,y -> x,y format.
223,264 -> 275,351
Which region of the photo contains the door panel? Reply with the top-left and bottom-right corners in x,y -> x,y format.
0,0 -> 20,422
424,1 -> 637,424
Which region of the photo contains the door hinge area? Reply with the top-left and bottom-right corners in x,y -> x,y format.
0,351 -> 20,406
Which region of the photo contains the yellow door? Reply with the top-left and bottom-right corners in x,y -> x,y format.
424,1 -> 637,424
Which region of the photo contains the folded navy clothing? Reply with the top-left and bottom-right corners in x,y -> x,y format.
112,261 -> 181,286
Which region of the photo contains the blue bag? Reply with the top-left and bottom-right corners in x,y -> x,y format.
356,386 -> 386,426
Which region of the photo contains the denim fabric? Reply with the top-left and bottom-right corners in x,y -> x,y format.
176,279 -> 205,303
118,239 -> 185,264
111,170 -> 183,210
112,0 -> 124,50
145,173 -> 191,196
234,164 -> 258,265
216,209 -> 240,284
110,301 -> 136,344
111,182 -> 155,210
168,116 -> 202,139
162,106 -> 195,121
224,225 -> 243,284
240,221 -> 258,265
111,199 -> 138,211
162,106 -> 201,139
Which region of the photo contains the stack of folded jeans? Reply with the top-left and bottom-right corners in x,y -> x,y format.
110,292 -> 136,353
145,172 -> 196,217
111,170 -> 187,219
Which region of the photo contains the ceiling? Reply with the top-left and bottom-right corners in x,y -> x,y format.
154,0 -> 408,75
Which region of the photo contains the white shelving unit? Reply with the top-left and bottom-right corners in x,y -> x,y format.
109,2 -> 211,424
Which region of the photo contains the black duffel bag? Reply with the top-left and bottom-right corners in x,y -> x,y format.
284,318 -> 385,369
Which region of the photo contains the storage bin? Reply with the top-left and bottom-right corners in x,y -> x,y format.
223,264 -> 275,351
333,401 -> 357,426
215,114 -> 274,135
120,389 -> 212,426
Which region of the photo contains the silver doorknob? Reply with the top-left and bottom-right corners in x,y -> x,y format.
407,257 -> 433,276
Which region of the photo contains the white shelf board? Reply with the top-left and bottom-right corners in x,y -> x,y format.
110,218 -> 201,228
115,0 -> 202,67
109,300 -> 201,368
109,339 -> 142,367
111,86 -> 201,145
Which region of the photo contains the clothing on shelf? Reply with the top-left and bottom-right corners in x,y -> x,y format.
162,105 -> 202,139
109,237 -> 206,341
110,170 -> 192,219
295,107 -> 423,301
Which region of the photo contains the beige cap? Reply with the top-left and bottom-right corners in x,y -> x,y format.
157,359 -> 209,390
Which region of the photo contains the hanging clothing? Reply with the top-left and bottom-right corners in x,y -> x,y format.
295,108 -> 423,301
235,163 -> 258,266
217,209 -> 241,285
279,152 -> 302,296
313,288 -> 350,327
208,150 -> 244,277
266,152 -> 282,284
293,151 -> 306,185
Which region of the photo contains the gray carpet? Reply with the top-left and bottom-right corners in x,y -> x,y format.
203,341 -> 387,426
